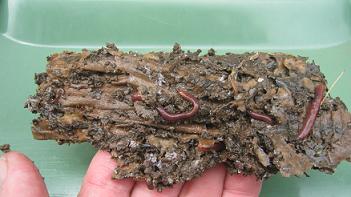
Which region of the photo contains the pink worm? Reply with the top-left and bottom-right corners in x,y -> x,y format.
298,84 -> 325,139
157,89 -> 200,122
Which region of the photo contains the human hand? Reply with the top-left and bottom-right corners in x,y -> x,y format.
0,151 -> 262,197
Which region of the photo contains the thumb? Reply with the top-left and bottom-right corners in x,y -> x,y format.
0,151 -> 49,197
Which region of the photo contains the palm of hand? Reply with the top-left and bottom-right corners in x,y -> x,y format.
0,151 -> 261,197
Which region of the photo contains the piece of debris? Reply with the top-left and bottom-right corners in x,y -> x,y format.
0,144 -> 11,153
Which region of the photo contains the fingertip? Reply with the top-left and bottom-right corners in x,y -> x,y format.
131,181 -> 183,197
0,151 -> 49,197
179,164 -> 226,197
90,150 -> 113,162
223,174 -> 262,197
79,150 -> 135,197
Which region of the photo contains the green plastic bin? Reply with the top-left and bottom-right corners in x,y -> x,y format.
0,0 -> 350,196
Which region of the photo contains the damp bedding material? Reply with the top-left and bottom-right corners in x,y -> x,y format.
25,44 -> 351,190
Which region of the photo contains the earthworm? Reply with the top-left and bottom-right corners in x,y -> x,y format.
298,84 -> 325,139
157,89 -> 199,122
248,111 -> 274,125
131,93 -> 143,102
198,142 -> 225,152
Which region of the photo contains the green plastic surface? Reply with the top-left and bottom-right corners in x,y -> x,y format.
1,0 -> 351,196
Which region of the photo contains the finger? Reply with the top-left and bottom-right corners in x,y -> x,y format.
0,151 -> 49,197
222,174 -> 262,197
131,182 -> 183,197
79,150 -> 135,197
179,164 -> 226,197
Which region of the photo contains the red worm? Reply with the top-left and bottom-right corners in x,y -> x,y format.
298,84 -> 325,139
157,89 -> 200,122
248,111 -> 274,125
131,93 -> 143,102
198,142 -> 225,152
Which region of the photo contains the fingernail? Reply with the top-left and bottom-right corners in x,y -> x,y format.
0,155 -> 8,189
